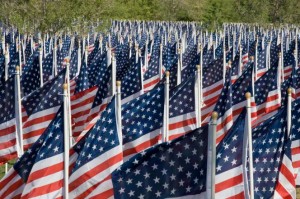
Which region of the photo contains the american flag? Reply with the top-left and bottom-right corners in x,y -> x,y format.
122,83 -> 164,160
143,45 -> 161,91
256,47 -> 268,79
283,51 -> 295,80
213,68 -> 233,143
69,96 -> 123,198
291,99 -> 300,185
0,76 -> 18,164
169,74 -> 196,140
115,44 -> 130,81
181,44 -> 199,83
71,65 -> 112,140
215,110 -> 246,198
253,61 -> 281,126
42,51 -> 53,82
0,107 -> 65,199
20,53 -> 40,97
0,54 -> 5,85
74,52 -> 107,94
252,107 -> 295,198
21,69 -> 65,149
121,57 -> 143,104
202,57 -> 223,105
112,125 -> 208,199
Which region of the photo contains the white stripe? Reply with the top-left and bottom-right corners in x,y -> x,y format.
121,91 -> 143,105
69,147 -> 122,197
0,168 -> 24,198
86,179 -> 113,198
169,112 -> 196,138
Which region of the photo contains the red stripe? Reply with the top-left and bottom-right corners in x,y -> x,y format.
89,188 -> 114,199
0,125 -> 15,137
292,160 -> 300,168
21,179 -> 63,199
0,139 -> 17,150
203,84 -> 223,97
215,173 -> 243,193
23,113 -> 56,128
76,175 -> 112,198
27,162 -> 64,183
275,182 -> 293,199
291,147 -> 300,156
143,77 -> 160,90
279,162 -> 296,188
169,117 -> 196,131
226,191 -> 245,199
1,177 -> 23,198
69,153 -> 123,192
123,135 -> 161,157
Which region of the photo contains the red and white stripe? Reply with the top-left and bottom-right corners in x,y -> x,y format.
123,128 -> 162,161
256,68 -> 268,79
273,152 -> 296,198
0,119 -> 18,165
20,153 -> 64,199
253,89 -> 281,127
284,65 -> 293,80
292,138 -> 300,186
202,79 -> 223,105
143,75 -> 160,92
168,111 -> 197,140
69,78 -> 77,96
75,96 -> 112,141
242,53 -> 249,66
69,146 -> 123,198
71,86 -> 98,139
215,165 -> 245,199
0,168 -> 24,198
22,106 -> 61,150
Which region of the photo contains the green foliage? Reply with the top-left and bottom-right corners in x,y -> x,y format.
0,0 -> 299,33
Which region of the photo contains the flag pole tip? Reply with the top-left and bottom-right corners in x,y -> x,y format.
245,92 -> 251,99
287,88 -> 292,94
116,81 -> 121,87
63,83 -> 68,90
165,71 -> 170,77
16,66 -> 20,71
212,112 -> 218,120
250,56 -> 254,61
196,65 -> 201,70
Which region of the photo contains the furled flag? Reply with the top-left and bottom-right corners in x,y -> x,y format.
143,45 -> 161,92
0,76 -> 18,164
256,47 -> 268,79
283,50 -> 296,80
112,125 -> 209,199
69,96 -> 123,199
122,83 -> 164,160
215,110 -> 246,198
168,74 -> 196,140
181,44 -> 199,83
0,107 -> 65,199
251,107 -> 295,198
21,69 -> 66,149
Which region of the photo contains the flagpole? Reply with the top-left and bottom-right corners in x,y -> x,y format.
39,48 -> 43,87
163,71 -> 170,142
287,88 -> 292,136
195,65 -> 202,128
63,83 -> 70,199
223,37 -> 226,83
159,43 -> 163,80
112,53 -> 116,96
207,111 -> 218,199
245,92 -> 254,199
5,51 -> 8,80
85,46 -> 88,66
15,66 -> 23,156
65,60 -> 73,146
116,81 -> 123,151
77,43 -> 81,77
177,47 -> 182,85
18,44 -> 22,75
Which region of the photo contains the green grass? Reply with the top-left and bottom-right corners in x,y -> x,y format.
0,160 -> 16,179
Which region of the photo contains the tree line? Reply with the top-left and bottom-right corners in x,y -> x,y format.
0,0 -> 299,33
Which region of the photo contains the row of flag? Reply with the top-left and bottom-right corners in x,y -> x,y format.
0,21 -> 299,198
